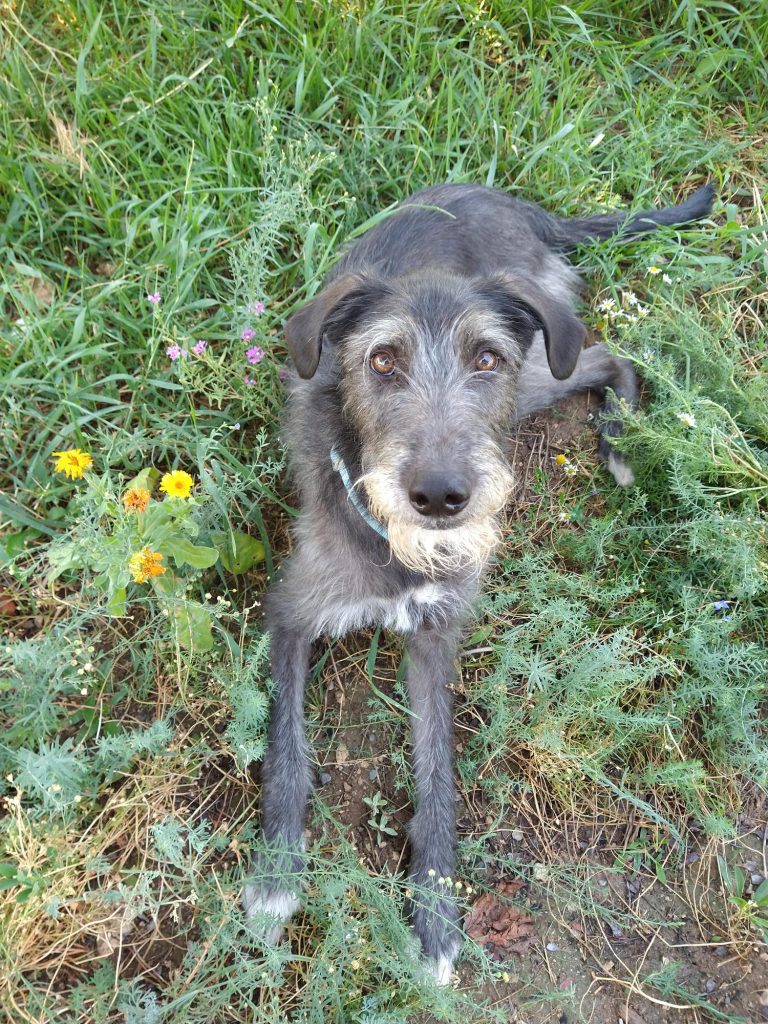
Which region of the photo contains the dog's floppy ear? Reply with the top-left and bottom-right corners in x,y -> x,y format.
479,275 -> 586,380
284,273 -> 389,379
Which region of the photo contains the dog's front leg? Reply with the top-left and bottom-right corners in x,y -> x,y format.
244,623 -> 312,941
405,620 -> 463,984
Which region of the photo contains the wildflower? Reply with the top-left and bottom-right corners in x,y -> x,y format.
167,343 -> 183,361
241,326 -> 256,343
554,454 -> 568,466
128,546 -> 166,583
51,448 -> 93,480
677,412 -> 697,428
563,463 -> 579,477
647,266 -> 662,276
642,348 -> 654,362
597,298 -> 617,313
624,290 -> 640,307
191,339 -> 208,356
160,470 -> 194,500
123,487 -> 151,513
147,292 -> 161,305
51,783 -> 61,793
74,794 -> 82,803
558,511 -> 572,523
244,374 -> 257,387
246,345 -> 265,365
247,300 -> 266,315
712,600 -> 730,611
662,273 -> 673,285
427,868 -> 436,877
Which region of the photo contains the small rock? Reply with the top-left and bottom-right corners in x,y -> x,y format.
714,945 -> 727,957
609,921 -> 623,938
319,772 -> 332,786
597,878 -> 607,887
335,743 -> 349,765
745,860 -> 758,872
705,979 -> 717,993
546,941 -> 559,952
511,829 -> 524,842
685,851 -> 700,865
752,873 -> 765,886
368,769 -> 378,781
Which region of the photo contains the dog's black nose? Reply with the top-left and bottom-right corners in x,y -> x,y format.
408,472 -> 471,517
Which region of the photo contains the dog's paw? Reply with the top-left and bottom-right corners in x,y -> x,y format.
422,942 -> 461,986
606,451 -> 635,487
243,883 -> 301,943
408,875 -> 463,984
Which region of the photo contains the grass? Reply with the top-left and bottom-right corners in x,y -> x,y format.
1,1 -> 767,1021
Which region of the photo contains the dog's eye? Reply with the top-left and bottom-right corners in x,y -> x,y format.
370,350 -> 396,376
475,350 -> 500,372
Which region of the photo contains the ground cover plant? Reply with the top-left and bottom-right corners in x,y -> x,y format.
1,1 -> 767,1021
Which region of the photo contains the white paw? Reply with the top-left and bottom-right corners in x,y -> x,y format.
607,452 -> 635,487
423,944 -> 460,986
243,884 -> 301,943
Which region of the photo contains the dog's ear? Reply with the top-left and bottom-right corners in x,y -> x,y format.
479,275 -> 586,380
284,274 -> 389,379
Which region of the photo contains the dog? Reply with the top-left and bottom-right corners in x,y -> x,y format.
243,181 -> 715,982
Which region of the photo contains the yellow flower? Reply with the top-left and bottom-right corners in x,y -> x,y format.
51,448 -> 93,480
128,547 -> 166,584
123,487 -> 151,513
160,470 -> 194,500
554,454 -> 567,466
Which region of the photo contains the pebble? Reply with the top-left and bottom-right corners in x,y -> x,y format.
705,979 -> 717,993
511,829 -> 524,842
319,772 -> 332,786
368,769 -> 378,781
752,873 -> 764,885
715,945 -> 727,957
546,942 -> 558,952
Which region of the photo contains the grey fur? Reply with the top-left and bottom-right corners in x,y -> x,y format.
244,181 -> 714,979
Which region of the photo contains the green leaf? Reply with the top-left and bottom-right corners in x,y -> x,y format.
127,466 -> 162,494
106,587 -> 127,617
753,878 -> 768,906
172,600 -> 214,651
47,542 -> 86,582
211,530 -> 265,575
162,537 -> 219,570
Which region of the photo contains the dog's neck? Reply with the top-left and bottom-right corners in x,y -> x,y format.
329,445 -> 389,540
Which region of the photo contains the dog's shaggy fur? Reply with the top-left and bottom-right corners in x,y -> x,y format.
244,181 -> 714,982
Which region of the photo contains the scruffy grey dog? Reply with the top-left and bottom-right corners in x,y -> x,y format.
244,181 -> 714,982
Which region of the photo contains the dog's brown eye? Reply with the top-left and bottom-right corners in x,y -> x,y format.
475,350 -> 499,372
370,350 -> 396,376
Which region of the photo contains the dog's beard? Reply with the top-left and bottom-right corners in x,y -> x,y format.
360,456 -> 514,576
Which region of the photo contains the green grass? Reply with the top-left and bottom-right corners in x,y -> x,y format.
1,1 -> 767,1021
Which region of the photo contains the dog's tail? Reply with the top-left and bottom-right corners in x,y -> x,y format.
550,182 -> 715,250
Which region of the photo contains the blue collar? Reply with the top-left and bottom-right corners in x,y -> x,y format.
330,445 -> 389,541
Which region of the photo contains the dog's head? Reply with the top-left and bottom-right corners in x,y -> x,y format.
285,271 -> 584,575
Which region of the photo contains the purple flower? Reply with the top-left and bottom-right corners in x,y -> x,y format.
167,344 -> 182,361
148,292 -> 161,305
247,300 -> 266,316
192,340 -> 208,356
712,600 -> 730,611
244,374 -> 257,387
241,326 -> 256,343
246,345 -> 265,365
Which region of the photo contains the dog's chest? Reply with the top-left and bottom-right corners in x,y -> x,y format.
315,582 -> 453,638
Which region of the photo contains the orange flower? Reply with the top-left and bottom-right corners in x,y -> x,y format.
128,547 -> 166,584
123,487 -> 151,513
51,448 -> 93,480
